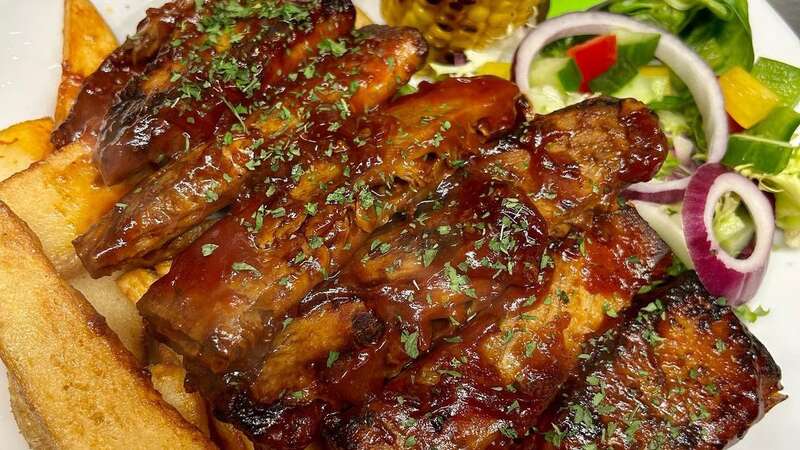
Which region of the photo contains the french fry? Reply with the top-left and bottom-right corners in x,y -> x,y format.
55,0 -> 118,124
70,270 -> 145,361
0,141 -> 140,277
0,202 -> 215,449
8,375 -> 57,450
0,119 -> 55,182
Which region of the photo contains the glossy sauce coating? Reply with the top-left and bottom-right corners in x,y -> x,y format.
482,97 -> 668,237
217,169 -> 548,448
533,274 -> 784,449
214,97 -> 669,448
96,0 -> 356,184
74,25 -> 427,278
52,0 -> 195,148
327,207 -> 669,450
138,76 -> 522,380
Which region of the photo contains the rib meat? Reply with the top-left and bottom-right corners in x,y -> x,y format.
532,273 -> 784,449
52,0 -> 195,148
138,76 -> 523,382
327,206 -> 670,449
74,25 -> 428,277
210,97 -> 668,447
96,0 -> 356,184
216,167 -> 548,448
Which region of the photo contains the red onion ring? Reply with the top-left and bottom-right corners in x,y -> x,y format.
623,177 -> 690,204
514,12 -> 729,202
682,164 -> 775,305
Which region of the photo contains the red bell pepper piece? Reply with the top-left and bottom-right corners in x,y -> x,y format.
567,35 -> 618,92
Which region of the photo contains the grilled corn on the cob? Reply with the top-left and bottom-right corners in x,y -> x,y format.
382,0 -> 548,50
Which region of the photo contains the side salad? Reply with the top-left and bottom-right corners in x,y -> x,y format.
426,0 -> 800,314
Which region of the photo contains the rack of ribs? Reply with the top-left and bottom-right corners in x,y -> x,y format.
322,97 -> 671,449
95,0 -> 357,184
327,205 -> 670,449
209,97 -> 668,448
137,75 -> 524,385
74,24 -> 428,277
532,273 -> 784,449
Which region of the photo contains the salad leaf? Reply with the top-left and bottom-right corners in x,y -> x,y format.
712,193 -> 755,256
739,145 -> 800,248
607,0 -> 754,73
734,304 -> 770,323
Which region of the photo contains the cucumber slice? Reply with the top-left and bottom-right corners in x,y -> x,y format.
589,30 -> 660,94
529,57 -> 582,92
751,58 -> 800,107
723,134 -> 796,174
747,107 -> 800,141
612,66 -> 672,105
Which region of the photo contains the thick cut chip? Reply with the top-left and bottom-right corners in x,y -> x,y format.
0,141 -> 139,276
0,119 -> 55,181
0,201 -> 213,449
55,0 -> 119,125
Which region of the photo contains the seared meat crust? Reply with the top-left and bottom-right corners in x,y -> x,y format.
74,25 -> 427,277
138,76 -> 522,379
96,0 -> 356,184
52,0 -> 196,148
532,273 -> 784,449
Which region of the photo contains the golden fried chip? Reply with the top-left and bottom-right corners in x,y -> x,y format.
0,141 -> 140,276
55,0 -> 118,124
0,201 -> 214,449
0,119 -> 55,182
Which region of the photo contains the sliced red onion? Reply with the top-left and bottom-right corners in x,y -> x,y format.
514,12 -> 730,201
631,200 -> 693,268
682,164 -> 775,305
672,134 -> 696,169
623,177 -> 690,204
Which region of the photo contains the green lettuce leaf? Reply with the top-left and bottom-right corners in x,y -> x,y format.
607,0 -> 754,73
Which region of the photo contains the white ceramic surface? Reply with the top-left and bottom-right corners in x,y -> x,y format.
0,0 -> 797,448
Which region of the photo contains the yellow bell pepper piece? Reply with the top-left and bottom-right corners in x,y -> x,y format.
476,61 -> 512,80
639,65 -> 671,78
719,66 -> 780,129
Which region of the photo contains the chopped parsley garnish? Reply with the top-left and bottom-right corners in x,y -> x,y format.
326,351 -> 339,368
400,330 -> 420,359
201,243 -> 219,256
232,261 -> 261,276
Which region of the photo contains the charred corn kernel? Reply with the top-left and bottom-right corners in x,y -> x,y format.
117,268 -> 160,303
476,61 -> 512,79
382,0 -> 547,51
720,66 -> 780,129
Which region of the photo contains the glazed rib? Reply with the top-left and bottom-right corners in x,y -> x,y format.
138,76 -> 523,381
211,97 -> 668,447
74,25 -> 427,278
482,97 -> 669,237
216,168 -> 548,448
327,206 -> 670,450
52,0 -> 195,148
533,273 -> 784,449
96,0 -> 356,184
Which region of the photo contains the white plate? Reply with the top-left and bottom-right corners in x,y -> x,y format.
0,0 -> 797,448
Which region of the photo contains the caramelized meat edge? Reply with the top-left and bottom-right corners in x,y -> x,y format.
52,0 -> 195,148
326,207 -> 670,450
96,0 -> 356,184
74,25 -> 428,278
532,273 -> 784,449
